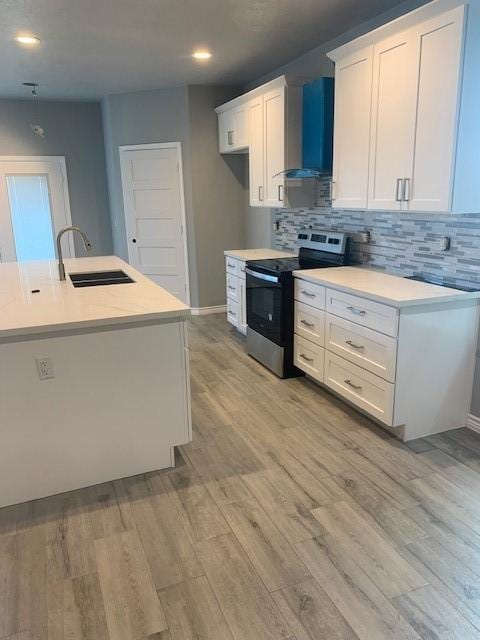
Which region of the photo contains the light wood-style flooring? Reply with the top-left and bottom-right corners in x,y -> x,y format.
2,314 -> 480,639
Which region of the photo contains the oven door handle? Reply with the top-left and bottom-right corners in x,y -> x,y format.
245,268 -> 279,283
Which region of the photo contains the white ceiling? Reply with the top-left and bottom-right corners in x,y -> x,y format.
1,0 -> 408,100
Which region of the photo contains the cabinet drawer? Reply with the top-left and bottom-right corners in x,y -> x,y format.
294,335 -> 324,383
325,313 -> 397,382
324,351 -> 394,425
326,288 -> 398,337
227,298 -> 239,327
295,279 -> 326,310
226,274 -> 239,301
295,302 -> 325,346
226,257 -> 239,277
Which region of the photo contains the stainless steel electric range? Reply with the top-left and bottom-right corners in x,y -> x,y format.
245,231 -> 350,378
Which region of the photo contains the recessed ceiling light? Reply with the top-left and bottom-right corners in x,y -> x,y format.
192,50 -> 212,60
15,35 -> 40,46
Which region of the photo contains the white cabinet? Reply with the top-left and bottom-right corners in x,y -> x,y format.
263,87 -> 286,207
225,256 -> 247,334
248,95 -> 265,206
329,4 -> 466,213
368,29 -> 417,210
218,105 -> 249,153
294,274 -> 478,441
406,8 -> 464,212
216,76 -> 302,208
331,46 -> 373,209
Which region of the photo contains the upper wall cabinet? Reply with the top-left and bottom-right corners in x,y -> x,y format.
329,2 -> 471,214
218,105 -> 249,153
215,76 -> 302,208
331,46 -> 373,209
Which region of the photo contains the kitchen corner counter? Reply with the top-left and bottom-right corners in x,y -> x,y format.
293,266 -> 480,308
224,248 -> 295,261
0,255 -> 190,339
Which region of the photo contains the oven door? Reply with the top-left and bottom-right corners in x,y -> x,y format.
246,268 -> 283,345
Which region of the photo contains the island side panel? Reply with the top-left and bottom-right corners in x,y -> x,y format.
0,318 -> 191,508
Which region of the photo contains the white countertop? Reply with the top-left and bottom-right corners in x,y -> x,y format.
225,248 -> 295,260
293,266 -> 480,308
0,256 -> 189,339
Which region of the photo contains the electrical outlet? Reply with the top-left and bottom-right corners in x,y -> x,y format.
36,357 -> 54,380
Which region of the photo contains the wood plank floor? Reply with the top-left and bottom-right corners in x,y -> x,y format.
2,313 -> 480,639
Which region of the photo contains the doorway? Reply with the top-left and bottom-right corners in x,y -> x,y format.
119,142 -> 190,304
0,156 -> 74,262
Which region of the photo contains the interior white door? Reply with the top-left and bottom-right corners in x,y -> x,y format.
368,29 -> 418,210
120,143 -> 189,304
332,46 -> 374,209
248,96 -> 265,207
406,6 -> 464,212
263,87 -> 285,207
0,157 -> 73,263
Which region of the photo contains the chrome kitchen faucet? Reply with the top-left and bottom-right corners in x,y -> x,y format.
56,226 -> 92,280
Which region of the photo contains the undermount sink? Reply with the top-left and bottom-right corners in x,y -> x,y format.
69,270 -> 135,287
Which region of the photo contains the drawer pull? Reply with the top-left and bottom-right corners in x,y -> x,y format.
347,305 -> 366,316
346,339 -> 365,350
227,262 -> 236,268
228,285 -> 236,291
344,379 -> 362,391
301,290 -> 316,298
300,319 -> 315,328
228,310 -> 236,318
300,353 -> 314,363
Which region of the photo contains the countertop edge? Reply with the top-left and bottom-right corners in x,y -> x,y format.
293,270 -> 480,308
0,308 -> 190,340
224,249 -> 295,259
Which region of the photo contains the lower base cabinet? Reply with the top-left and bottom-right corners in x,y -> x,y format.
294,276 -> 478,441
226,257 -> 247,335
323,350 -> 394,425
294,335 -> 324,382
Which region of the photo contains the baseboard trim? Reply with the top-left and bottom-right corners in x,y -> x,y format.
190,305 -> 227,316
467,413 -> 480,434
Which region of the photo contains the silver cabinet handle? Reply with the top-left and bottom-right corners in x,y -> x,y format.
228,310 -> 236,317
345,379 -> 362,391
403,178 -> 411,202
330,180 -> 336,201
300,319 -> 315,327
227,262 -> 235,269
395,178 -> 403,202
300,353 -> 314,363
301,290 -> 315,297
346,339 -> 364,350
278,184 -> 284,202
228,285 -> 236,291
258,185 -> 264,201
347,305 -> 366,316
227,130 -> 234,146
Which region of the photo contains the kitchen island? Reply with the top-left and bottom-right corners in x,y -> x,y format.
0,256 -> 191,507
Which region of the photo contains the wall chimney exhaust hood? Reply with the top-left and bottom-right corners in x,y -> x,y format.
277,77 -> 334,180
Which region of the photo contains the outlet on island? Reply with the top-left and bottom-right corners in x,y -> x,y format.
36,357 -> 55,380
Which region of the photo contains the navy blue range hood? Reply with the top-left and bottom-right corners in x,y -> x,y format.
281,77 -> 334,179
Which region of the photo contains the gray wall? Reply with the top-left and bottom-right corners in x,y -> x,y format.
102,85 -> 246,308
187,86 -> 246,308
0,99 -> 112,255
101,87 -> 193,263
